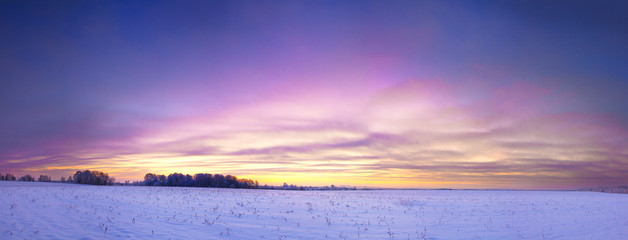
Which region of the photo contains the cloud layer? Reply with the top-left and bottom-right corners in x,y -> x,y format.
3,78 -> 626,189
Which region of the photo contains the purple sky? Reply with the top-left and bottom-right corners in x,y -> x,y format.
1,1 -> 627,189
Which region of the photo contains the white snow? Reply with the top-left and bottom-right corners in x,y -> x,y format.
1,181 -> 626,239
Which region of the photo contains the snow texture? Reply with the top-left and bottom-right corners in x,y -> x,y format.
1,181 -> 626,239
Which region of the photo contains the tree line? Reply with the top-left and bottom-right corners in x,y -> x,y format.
580,186 -> 628,194
72,170 -> 115,185
1,170 -> 355,191
0,173 -> 51,182
143,172 -> 259,189
0,171 -> 113,185
0,170 -> 256,188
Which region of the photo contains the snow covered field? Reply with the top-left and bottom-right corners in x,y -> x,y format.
1,181 -> 626,239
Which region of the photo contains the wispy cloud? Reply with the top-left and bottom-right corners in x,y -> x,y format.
3,78 -> 625,189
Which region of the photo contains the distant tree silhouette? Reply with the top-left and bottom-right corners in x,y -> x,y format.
73,170 -> 114,185
144,173 -> 157,185
60,176 -> 66,182
5,173 -> 16,181
38,175 -> 51,182
144,173 -> 166,186
166,172 -> 185,186
183,174 -> 194,187
194,173 -> 212,187
18,174 -> 35,181
143,172 -> 259,189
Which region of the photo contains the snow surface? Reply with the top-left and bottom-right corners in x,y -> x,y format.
1,181 -> 626,239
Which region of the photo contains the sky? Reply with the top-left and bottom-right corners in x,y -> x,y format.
1,0 -> 627,189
